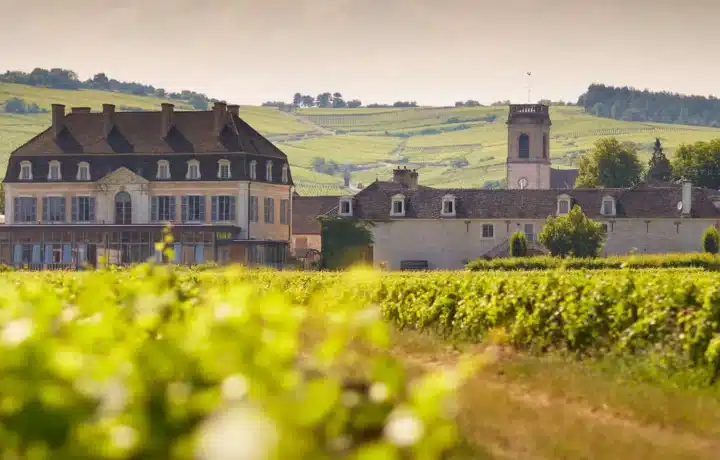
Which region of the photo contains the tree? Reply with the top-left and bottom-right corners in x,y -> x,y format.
647,138 -> 673,183
538,205 -> 606,257
301,95 -> 315,107
4,97 -> 27,113
293,93 -> 303,106
332,92 -> 346,108
702,226 -> 720,254
671,139 -> 720,189
320,218 -> 374,269
91,73 -> 110,90
316,93 -> 332,108
188,94 -> 209,110
347,99 -> 362,108
509,231 -> 528,257
575,137 -> 643,188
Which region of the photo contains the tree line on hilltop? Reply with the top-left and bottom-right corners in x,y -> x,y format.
262,92 -> 419,110
0,68 -> 213,110
578,84 -> 720,128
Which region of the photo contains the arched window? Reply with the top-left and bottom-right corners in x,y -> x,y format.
281,164 -> 289,184
217,159 -> 231,179
115,191 -> 132,224
266,161 -> 273,182
156,160 -> 170,179
542,134 -> 548,159
249,160 -> 257,180
48,160 -> 62,180
186,159 -> 200,180
19,161 -> 32,180
77,161 -> 90,181
518,134 -> 530,158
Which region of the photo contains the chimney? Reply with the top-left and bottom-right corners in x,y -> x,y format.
51,104 -> 65,139
392,166 -> 419,188
227,104 -> 240,116
681,181 -> 692,215
213,101 -> 227,135
71,107 -> 91,114
102,104 -> 115,138
161,103 -> 174,138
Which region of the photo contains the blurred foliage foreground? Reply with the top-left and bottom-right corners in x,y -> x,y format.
0,263 -> 474,460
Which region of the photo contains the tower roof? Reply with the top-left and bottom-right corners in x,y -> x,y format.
507,104 -> 551,124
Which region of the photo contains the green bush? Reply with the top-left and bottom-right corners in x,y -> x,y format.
466,253 -> 720,271
508,231 -> 527,257
537,205 -> 606,257
702,226 -> 720,254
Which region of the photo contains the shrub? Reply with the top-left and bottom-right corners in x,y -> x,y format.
466,253 -> 720,271
509,231 -> 527,257
538,205 -> 606,257
702,226 -> 720,254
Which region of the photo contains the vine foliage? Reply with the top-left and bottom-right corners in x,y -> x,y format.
319,217 -> 375,269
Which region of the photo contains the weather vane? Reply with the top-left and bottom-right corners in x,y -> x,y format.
526,72 -> 532,103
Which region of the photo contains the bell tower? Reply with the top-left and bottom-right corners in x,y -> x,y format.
506,104 -> 552,190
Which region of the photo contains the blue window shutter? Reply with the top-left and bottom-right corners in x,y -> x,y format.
44,244 -> 53,264
173,243 -> 182,263
31,198 -> 36,221
42,197 -> 49,221
195,244 -> 204,264
60,197 -> 66,221
32,244 -> 41,264
199,197 -> 206,221
77,244 -> 87,263
89,197 -> 96,222
151,196 -> 158,221
181,196 -> 188,222
63,244 -> 72,263
211,196 -> 218,222
71,197 -> 78,222
170,197 -> 176,221
230,197 -> 236,221
13,245 -> 22,264
13,198 -> 19,222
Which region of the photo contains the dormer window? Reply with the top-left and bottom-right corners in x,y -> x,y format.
249,160 -> 257,180
266,161 -> 273,182
218,159 -> 231,179
601,196 -> 616,216
557,194 -> 571,215
186,159 -> 200,180
157,160 -> 170,180
339,197 -> 353,216
77,162 -> 90,181
281,164 -> 289,184
441,194 -> 456,216
390,194 -> 405,217
19,161 -> 32,180
48,161 -> 61,180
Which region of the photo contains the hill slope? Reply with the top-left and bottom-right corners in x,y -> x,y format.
2,83 -> 720,195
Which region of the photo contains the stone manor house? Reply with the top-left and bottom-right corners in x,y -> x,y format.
300,104 -> 720,270
1,102 -> 293,269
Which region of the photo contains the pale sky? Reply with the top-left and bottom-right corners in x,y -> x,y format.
2,0 -> 718,106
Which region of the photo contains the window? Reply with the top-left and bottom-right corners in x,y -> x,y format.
249,160 -> 257,180
266,161 -> 273,182
115,191 -> 132,225
601,197 -> 615,216
71,196 -> 95,222
518,134 -> 530,158
339,198 -> 353,216
281,164 -> 289,184
48,161 -> 62,180
76,162 -> 90,181
601,223 -> 609,233
249,196 -> 259,222
481,224 -> 494,238
280,199 -> 290,225
212,196 -> 236,222
218,159 -> 231,179
13,197 -> 37,222
264,197 -> 275,223
441,195 -> 456,216
542,134 -> 548,159
182,195 -> 205,222
556,194 -> 571,215
42,196 -> 66,222
157,160 -> 170,180
186,160 -> 200,180
523,223 -> 535,242
19,161 -> 32,180
390,194 -> 405,216
151,196 -> 176,222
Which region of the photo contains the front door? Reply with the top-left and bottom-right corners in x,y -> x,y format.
115,191 -> 132,225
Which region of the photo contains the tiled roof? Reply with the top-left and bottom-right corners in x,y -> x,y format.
550,168 -> 578,189
9,110 -> 287,158
292,196 -> 339,234
332,181 -> 720,220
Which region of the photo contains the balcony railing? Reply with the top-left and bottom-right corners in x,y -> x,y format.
509,104 -> 549,114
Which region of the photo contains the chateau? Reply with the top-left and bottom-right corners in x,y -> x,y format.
311,104 -> 720,270
1,102 -> 293,268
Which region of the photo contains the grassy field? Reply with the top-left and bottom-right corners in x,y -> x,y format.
3,82 -> 720,193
